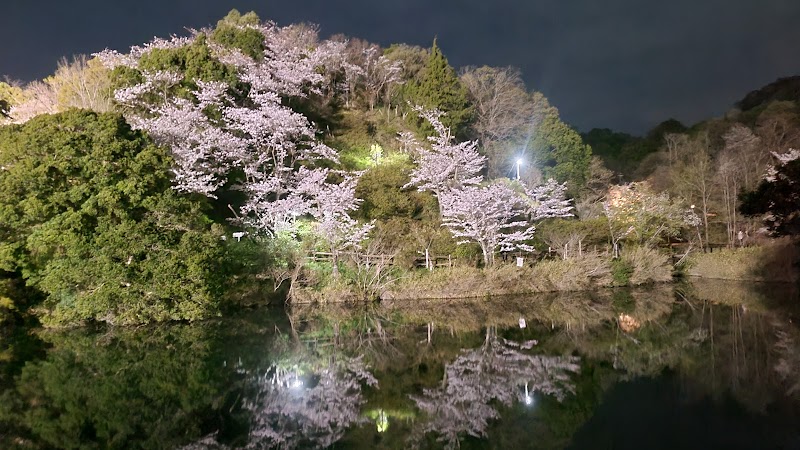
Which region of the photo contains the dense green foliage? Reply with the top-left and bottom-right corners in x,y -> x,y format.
401,39 -> 474,139
211,9 -> 266,60
6,8 -> 800,323
0,325 -> 232,449
355,161 -> 431,221
531,112 -> 592,192
583,119 -> 686,181
0,110 -> 226,326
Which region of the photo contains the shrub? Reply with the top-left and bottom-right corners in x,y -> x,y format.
531,253 -> 612,291
0,111 -> 227,326
621,246 -> 673,285
611,259 -> 633,286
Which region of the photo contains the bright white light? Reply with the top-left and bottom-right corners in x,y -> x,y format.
289,378 -> 304,389
516,159 -> 523,166
523,381 -> 533,406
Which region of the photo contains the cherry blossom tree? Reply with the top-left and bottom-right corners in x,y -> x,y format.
439,180 -> 572,267
405,106 -> 572,266
524,178 -> 574,220
439,183 -> 536,267
95,21 -> 356,237
297,168 -> 374,277
404,106 -> 486,212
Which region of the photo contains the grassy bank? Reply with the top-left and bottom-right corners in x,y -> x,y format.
291,247 -> 673,303
685,238 -> 800,283
384,248 -> 671,301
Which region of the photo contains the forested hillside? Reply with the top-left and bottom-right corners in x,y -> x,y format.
1,9 -> 797,327
584,78 -> 800,249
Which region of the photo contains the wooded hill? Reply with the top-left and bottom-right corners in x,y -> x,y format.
1,9 -> 797,327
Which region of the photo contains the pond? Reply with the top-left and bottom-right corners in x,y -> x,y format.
1,279 -> 800,449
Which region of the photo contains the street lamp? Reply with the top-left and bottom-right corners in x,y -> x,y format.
516,158 -> 522,181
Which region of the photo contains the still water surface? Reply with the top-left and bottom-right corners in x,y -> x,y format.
1,279 -> 800,449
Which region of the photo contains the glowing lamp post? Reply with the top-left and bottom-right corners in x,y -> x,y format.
516,158 -> 523,181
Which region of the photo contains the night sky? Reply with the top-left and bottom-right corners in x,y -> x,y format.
2,0 -> 800,134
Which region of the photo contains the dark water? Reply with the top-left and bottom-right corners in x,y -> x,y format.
2,279 -> 800,449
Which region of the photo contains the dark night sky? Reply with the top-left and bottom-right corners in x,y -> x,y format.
2,0 -> 800,134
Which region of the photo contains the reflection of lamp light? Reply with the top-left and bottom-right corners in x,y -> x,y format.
289,372 -> 304,389
377,410 -> 389,433
524,382 -> 533,405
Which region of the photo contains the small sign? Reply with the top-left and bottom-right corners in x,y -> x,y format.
516,257 -> 524,267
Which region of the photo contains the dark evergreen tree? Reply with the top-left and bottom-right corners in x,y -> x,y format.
530,112 -> 592,195
404,39 -> 473,139
741,157 -> 800,236
0,110 -> 226,326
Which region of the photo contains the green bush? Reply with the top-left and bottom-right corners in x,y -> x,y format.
0,111 -> 227,326
611,259 -> 633,286
531,253 -> 613,291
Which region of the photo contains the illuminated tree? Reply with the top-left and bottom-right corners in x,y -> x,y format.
297,169 -> 374,277
459,65 -> 541,178
439,183 -> 534,267
404,106 -> 486,211
524,178 -> 574,220
603,182 -> 694,257
405,107 -> 572,266
96,21 -> 352,237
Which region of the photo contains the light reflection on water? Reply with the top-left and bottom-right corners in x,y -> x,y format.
1,279 -> 799,449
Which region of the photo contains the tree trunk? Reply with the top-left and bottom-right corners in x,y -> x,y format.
702,198 -> 710,251
481,243 -> 492,267
332,251 -> 340,280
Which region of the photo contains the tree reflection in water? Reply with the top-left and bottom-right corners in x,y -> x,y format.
244,355 -> 377,449
410,326 -> 580,449
184,351 -> 377,450
3,281 -> 800,449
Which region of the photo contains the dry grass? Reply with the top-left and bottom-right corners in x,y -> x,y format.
687,237 -> 800,283
384,253 -> 614,300
622,246 -> 673,285
296,249 -> 677,304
